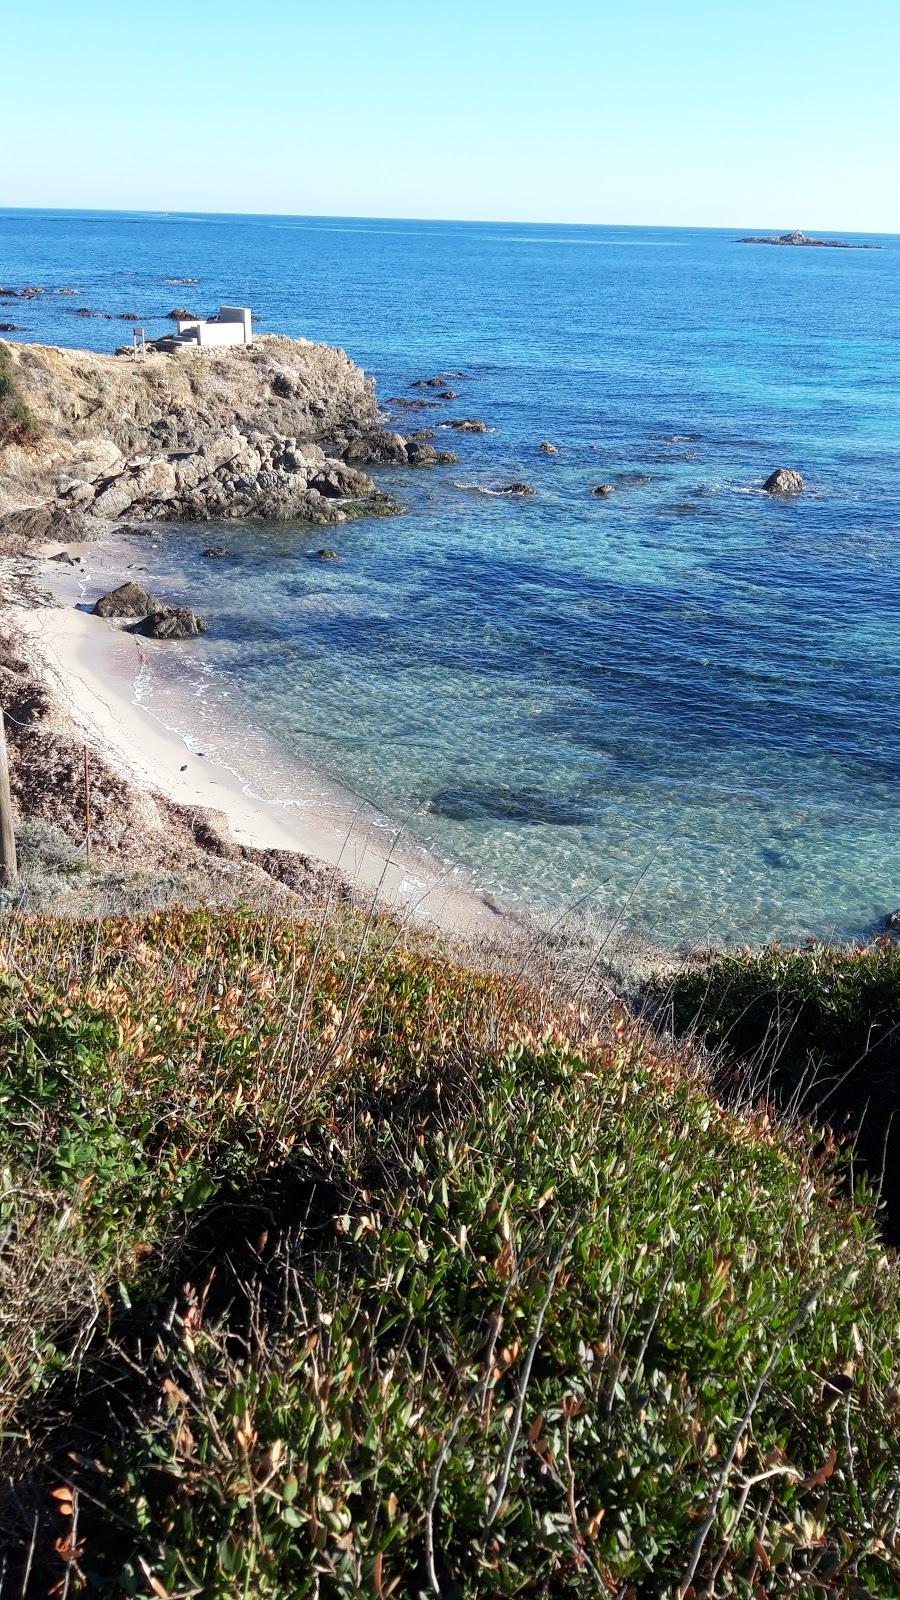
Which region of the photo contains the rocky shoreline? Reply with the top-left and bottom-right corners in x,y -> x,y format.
0,335 -> 459,553
0,332 -> 494,930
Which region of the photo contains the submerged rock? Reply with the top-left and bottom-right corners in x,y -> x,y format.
445,418 -> 489,433
430,783 -> 591,826
883,909 -> 900,932
436,389 -> 458,400
386,396 -> 434,411
137,606 -> 207,640
499,482 -> 535,496
763,468 -> 804,495
201,545 -> 227,558
539,441 -> 559,454
592,483 -> 615,497
93,581 -> 162,618
314,548 -> 339,560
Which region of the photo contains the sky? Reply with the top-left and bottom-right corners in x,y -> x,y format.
3,0 -> 899,231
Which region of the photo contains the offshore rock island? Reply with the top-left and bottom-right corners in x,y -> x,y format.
737,229 -> 879,249
0,334 -> 458,551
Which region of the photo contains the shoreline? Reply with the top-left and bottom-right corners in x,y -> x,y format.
4,545 -> 681,986
9,567 -> 516,947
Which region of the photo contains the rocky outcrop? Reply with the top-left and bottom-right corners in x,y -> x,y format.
763,469 -> 804,495
340,427 -> 457,467
738,231 -> 878,250
539,442 -> 559,454
499,483 -> 535,496
444,418 -> 489,434
0,336 -> 466,545
592,484 -> 615,497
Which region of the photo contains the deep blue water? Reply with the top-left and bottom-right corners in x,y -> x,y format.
3,208 -> 900,943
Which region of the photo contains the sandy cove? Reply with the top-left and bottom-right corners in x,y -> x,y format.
0,334 -> 668,982
4,568 -> 513,945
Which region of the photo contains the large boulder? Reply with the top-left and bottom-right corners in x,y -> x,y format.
405,439 -> 458,466
763,469 -> 804,495
91,477 -> 141,519
309,463 -> 374,499
136,607 -> 207,640
93,581 -> 162,618
92,458 -> 178,518
342,430 -> 409,466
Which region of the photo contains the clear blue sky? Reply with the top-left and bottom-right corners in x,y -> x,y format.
5,0 -> 899,230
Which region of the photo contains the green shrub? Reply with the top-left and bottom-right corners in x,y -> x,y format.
661,941 -> 900,1238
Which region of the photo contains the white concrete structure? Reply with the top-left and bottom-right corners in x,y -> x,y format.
174,306 -> 252,347
152,306 -> 253,354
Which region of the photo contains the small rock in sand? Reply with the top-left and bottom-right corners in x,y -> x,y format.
93,581 -> 162,618
136,606 -> 207,640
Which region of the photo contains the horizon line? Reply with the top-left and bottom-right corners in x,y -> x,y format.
0,204 -> 896,239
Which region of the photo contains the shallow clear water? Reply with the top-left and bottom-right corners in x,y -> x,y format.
3,209 -> 900,944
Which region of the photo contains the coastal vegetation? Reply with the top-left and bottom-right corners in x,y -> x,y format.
662,939 -> 900,1241
1,908 -> 899,1595
0,341 -> 39,447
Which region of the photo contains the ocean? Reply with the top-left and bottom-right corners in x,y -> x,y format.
2,208 -> 899,945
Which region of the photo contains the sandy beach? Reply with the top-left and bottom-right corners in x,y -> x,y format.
7,550 -> 514,944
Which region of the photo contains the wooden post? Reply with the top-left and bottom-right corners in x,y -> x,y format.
83,745 -> 92,866
0,707 -> 17,886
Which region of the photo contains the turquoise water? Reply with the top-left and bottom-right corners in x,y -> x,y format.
3,210 -> 900,943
